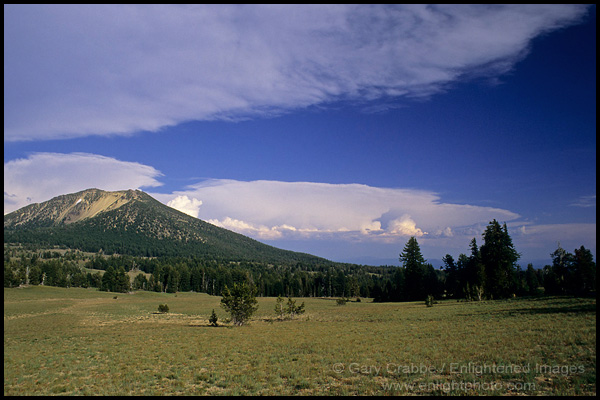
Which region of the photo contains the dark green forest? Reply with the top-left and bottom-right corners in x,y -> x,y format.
4,220 -> 595,300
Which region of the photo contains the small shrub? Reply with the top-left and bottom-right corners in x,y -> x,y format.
286,297 -> 305,319
336,298 -> 348,306
425,295 -> 434,307
275,296 -> 305,320
209,309 -> 218,326
158,304 -> 169,313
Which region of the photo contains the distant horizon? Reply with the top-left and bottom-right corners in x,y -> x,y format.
4,5 -> 596,265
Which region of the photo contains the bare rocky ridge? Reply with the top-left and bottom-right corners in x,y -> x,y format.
4,189 -> 143,228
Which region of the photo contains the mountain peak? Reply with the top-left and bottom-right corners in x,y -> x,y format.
4,188 -> 145,228
4,188 -> 330,264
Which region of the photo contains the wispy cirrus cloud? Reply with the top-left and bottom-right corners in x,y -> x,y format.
4,4 -> 589,141
570,195 -> 596,208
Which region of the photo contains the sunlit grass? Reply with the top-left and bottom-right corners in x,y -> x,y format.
4,286 -> 596,395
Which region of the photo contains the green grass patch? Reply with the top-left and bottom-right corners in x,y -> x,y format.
4,287 -> 596,395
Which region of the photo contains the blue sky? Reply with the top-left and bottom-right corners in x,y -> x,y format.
4,5 -> 596,266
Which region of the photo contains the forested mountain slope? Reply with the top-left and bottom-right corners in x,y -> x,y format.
4,188 -> 329,264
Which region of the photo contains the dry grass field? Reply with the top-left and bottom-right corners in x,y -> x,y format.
4,286 -> 596,395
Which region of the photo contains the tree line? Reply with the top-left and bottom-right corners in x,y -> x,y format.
375,219 -> 595,301
4,219 -> 595,299
4,248 -> 387,296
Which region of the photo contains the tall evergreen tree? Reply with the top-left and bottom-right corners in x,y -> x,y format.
573,245 -> 596,295
115,266 -> 130,293
525,264 -> 540,295
101,266 -> 116,292
480,220 -> 520,299
152,265 -> 163,292
545,244 -> 573,295
456,253 -> 469,296
465,238 -> 486,300
133,272 -> 148,290
400,236 -> 427,301
390,267 -> 405,301
166,266 -> 179,293
442,254 -> 459,298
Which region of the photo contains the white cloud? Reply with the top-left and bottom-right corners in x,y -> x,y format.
151,179 -> 521,244
387,215 -> 427,237
5,152 -> 595,262
5,154 -> 520,245
3,152 -> 163,214
167,195 -> 203,218
207,217 -> 295,240
570,195 -> 596,208
4,4 -> 589,141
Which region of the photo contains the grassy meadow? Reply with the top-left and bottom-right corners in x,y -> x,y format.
4,286 -> 596,395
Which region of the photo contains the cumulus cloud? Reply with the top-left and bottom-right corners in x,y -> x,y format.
151,179 -> 521,244
4,4 -> 589,141
167,195 -> 203,218
387,215 -> 427,237
4,152 -> 163,214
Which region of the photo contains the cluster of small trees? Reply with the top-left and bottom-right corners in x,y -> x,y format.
274,295 -> 305,320
217,283 -> 307,326
441,220 -> 520,301
4,254 -> 102,289
543,244 -> 596,296
100,266 -> 130,293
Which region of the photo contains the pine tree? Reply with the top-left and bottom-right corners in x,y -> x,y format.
209,309 -> 218,326
274,295 -> 285,319
480,220 -> 520,299
101,266 -> 116,292
220,282 -> 259,326
114,267 -> 130,293
466,238 -> 486,300
442,254 -> 459,298
525,264 -> 540,295
166,266 -> 179,293
400,237 -> 427,301
390,267 -> 405,301
545,244 -> 572,295
573,245 -> 596,295
285,297 -> 305,319
133,273 -> 148,290
546,244 -> 596,296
